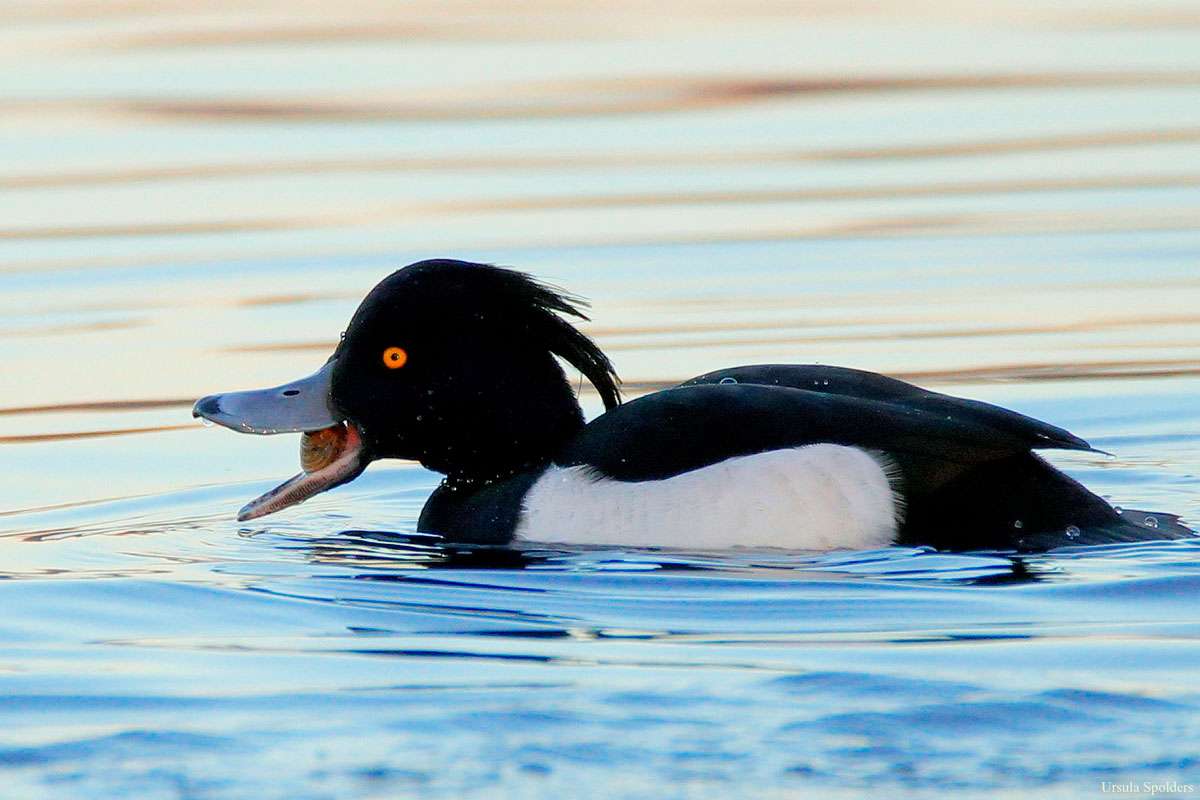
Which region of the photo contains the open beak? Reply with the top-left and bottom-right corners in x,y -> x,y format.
192,360 -> 369,521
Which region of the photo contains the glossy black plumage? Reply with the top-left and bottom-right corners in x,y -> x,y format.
325,260 -> 619,484
681,364 -> 1092,453
558,382 -> 1063,482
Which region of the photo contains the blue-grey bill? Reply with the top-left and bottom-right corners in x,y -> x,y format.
192,361 -> 338,434
193,360 -> 369,519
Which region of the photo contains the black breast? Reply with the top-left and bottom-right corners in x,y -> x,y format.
417,471 -> 541,543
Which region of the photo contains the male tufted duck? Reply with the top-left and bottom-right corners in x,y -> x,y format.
193,260 -> 1193,552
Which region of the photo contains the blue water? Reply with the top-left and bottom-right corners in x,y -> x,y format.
4,420 -> 1200,798
7,1 -> 1200,796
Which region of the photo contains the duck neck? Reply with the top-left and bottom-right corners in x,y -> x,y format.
411,352 -> 585,488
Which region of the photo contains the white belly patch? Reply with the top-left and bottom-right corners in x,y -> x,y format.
515,444 -> 903,551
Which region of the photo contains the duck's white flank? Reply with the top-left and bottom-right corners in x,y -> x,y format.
516,444 -> 903,550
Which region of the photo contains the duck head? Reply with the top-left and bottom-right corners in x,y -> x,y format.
194,260 -> 620,521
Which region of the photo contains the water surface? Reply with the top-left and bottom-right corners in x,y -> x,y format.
3,1 -> 1200,797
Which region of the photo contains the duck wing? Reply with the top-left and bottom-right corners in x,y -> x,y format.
680,364 -> 1093,454
557,380 -> 1073,483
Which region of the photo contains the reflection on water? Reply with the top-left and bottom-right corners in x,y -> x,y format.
14,71 -> 1200,127
3,0 -> 1200,797
7,126 -> 1200,191
4,468 -> 1200,797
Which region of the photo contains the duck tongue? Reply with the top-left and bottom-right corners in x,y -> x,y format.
238,423 -> 367,521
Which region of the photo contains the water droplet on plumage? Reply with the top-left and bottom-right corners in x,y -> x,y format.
1113,506 -> 1123,514
1144,515 -> 1159,528
1013,520 -> 1023,529
1065,525 -> 1080,539
718,377 -> 737,385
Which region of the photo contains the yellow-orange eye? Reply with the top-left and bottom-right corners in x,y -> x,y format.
382,346 -> 408,369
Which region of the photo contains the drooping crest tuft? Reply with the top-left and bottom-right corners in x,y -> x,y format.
495,266 -> 623,411
391,260 -> 623,409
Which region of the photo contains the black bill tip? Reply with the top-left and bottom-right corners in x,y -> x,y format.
192,394 -> 222,420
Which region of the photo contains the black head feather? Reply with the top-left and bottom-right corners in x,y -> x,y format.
328,259 -> 621,481
482,268 -> 623,411
361,260 -> 621,409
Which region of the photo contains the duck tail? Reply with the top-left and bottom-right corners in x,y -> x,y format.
898,452 -> 1196,552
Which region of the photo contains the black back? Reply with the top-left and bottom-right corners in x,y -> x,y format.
557,382 -> 1060,482
681,364 -> 1092,452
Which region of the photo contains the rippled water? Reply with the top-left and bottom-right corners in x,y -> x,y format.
4,1 -> 1200,797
